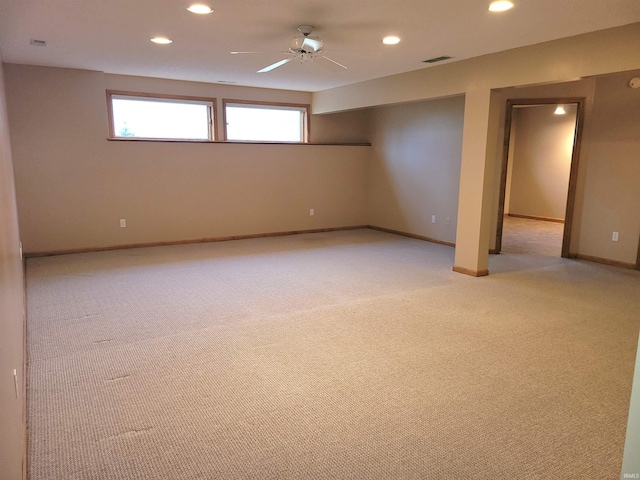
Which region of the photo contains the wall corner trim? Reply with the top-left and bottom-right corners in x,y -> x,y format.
366,225 -> 456,248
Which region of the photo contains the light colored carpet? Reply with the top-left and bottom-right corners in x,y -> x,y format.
502,216 -> 564,256
26,229 -> 640,479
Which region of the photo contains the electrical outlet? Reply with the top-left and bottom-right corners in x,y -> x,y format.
310,209 -> 315,216
431,215 -> 436,224
612,231 -> 619,242
120,219 -> 126,228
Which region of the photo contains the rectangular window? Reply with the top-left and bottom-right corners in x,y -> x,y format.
107,91 -> 216,141
223,100 -> 309,143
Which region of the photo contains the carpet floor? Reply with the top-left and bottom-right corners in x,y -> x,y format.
26,229 -> 640,479
502,216 -> 564,256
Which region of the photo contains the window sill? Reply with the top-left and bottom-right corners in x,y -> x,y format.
107,138 -> 371,146
107,137 -> 215,143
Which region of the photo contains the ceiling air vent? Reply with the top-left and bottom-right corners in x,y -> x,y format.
423,56 -> 452,64
30,39 -> 47,47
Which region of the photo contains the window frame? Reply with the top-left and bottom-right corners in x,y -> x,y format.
222,99 -> 310,143
106,90 -> 217,141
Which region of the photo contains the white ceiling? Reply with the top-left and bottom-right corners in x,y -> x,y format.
1,0 -> 639,92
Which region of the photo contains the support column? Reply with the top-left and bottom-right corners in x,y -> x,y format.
453,88 -> 498,277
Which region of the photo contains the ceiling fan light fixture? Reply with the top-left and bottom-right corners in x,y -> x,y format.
187,4 -> 213,14
290,36 -> 303,51
150,37 -> 172,45
383,36 -> 401,45
289,36 -> 323,55
489,1 -> 514,12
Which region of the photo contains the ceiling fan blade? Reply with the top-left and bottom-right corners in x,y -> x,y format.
257,58 -> 292,73
322,56 -> 348,70
230,51 -> 261,55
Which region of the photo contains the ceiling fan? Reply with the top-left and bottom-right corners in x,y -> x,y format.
235,25 -> 348,73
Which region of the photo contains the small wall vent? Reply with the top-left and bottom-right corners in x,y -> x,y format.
423,56 -> 452,64
30,39 -> 47,47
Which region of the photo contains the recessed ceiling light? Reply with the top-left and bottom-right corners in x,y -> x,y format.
187,4 -> 213,14
150,37 -> 173,45
383,36 -> 401,45
554,105 -> 566,115
489,1 -> 514,12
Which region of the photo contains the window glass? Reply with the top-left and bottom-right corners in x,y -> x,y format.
224,102 -> 308,142
109,93 -> 214,140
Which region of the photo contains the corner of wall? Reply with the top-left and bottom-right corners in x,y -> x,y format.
0,53 -> 28,480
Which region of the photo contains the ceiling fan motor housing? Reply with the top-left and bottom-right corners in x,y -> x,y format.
297,25 -> 314,36
288,25 -> 323,55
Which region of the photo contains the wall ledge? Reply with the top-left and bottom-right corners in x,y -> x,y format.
107,138 -> 371,146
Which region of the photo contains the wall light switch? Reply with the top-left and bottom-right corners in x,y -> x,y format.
612,231 -> 619,242
431,215 -> 436,224
120,219 -> 126,228
445,217 -> 451,226
310,209 -> 315,216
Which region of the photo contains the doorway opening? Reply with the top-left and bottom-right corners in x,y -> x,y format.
495,98 -> 585,257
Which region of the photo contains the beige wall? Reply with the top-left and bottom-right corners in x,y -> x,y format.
4,65 -> 371,253
577,71 -> 640,264
0,51 -> 26,480
366,96 -> 464,244
507,105 -> 576,220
